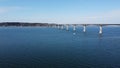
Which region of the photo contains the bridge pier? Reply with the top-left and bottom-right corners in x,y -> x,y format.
54,25 -> 57,28
57,25 -> 60,29
61,25 -> 64,29
66,25 -> 69,31
73,25 -> 76,31
83,25 -> 86,32
99,25 -> 103,34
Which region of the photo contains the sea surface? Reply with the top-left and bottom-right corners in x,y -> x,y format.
0,26 -> 120,68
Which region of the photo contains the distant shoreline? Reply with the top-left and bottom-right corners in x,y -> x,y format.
0,22 -> 55,27
0,22 -> 120,27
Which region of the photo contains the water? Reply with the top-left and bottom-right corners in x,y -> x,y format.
0,26 -> 120,68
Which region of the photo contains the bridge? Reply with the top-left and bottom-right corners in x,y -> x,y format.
49,24 -> 120,34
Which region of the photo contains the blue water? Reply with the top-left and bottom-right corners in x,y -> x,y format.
0,26 -> 120,68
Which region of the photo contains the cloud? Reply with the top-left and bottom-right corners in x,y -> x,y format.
70,10 -> 120,24
0,8 -> 8,13
106,10 -> 120,18
0,6 -> 119,24
30,10 -> 120,24
0,6 -> 22,14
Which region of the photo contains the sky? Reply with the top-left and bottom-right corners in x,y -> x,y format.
0,0 -> 120,24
